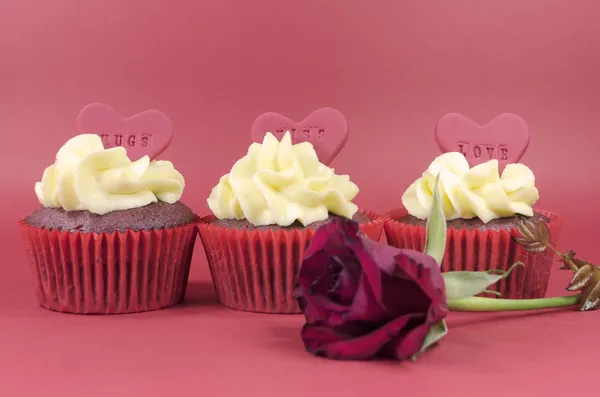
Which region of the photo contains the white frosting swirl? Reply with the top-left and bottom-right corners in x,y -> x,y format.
35,134 -> 185,215
402,152 -> 539,223
208,132 -> 359,226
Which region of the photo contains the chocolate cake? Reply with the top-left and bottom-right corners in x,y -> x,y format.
209,211 -> 370,231
25,201 -> 196,233
396,212 -> 549,232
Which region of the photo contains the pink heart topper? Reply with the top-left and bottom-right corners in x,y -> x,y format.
76,102 -> 173,160
435,113 -> 530,170
250,107 -> 349,165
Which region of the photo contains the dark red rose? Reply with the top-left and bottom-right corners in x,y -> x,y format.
294,217 -> 447,360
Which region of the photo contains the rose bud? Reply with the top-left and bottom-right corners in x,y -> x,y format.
294,217 -> 447,360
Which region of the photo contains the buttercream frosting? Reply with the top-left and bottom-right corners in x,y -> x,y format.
35,134 -> 185,215
402,152 -> 538,223
208,132 -> 359,226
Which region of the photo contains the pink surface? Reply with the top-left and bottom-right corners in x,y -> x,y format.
250,108 -> 349,165
2,0 -> 600,396
435,113 -> 530,170
77,102 -> 173,160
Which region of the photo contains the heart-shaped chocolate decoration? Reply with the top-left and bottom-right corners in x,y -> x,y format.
77,102 -> 173,160
250,108 -> 348,165
435,113 -> 530,170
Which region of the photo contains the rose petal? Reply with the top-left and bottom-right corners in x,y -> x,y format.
296,216 -> 449,362
360,235 -> 405,277
381,321 -> 432,360
295,252 -> 330,304
341,273 -> 389,324
335,216 -> 361,241
309,294 -> 349,314
296,287 -> 348,325
380,271 -> 431,317
295,251 -> 348,324
345,235 -> 391,300
328,217 -> 360,247
302,220 -> 338,261
393,250 -> 446,305
296,259 -> 353,325
300,218 -> 362,304
328,255 -> 362,306
296,218 -> 369,325
348,241 -> 446,319
298,297 -> 345,325
296,251 -> 331,292
300,313 -> 425,360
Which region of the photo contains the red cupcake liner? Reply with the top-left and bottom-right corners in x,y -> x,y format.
197,209 -> 386,314
383,208 -> 562,299
19,219 -> 199,314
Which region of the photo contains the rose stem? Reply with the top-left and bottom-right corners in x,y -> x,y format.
448,294 -> 581,311
546,244 -> 578,272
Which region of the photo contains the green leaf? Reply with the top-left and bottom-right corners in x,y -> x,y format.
443,262 -> 525,301
424,174 -> 447,265
412,320 -> 448,361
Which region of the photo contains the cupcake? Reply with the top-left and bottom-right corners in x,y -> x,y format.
384,152 -> 561,299
19,134 -> 199,314
198,132 -> 384,313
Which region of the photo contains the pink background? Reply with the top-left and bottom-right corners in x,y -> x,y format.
1,1 -> 599,396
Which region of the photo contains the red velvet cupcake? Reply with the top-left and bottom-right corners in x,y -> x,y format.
19,134 -> 199,314
198,132 -> 384,314
385,152 -> 561,299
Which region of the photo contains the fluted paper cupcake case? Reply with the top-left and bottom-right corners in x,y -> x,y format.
384,208 -> 562,299
198,209 -> 386,314
19,219 -> 199,314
